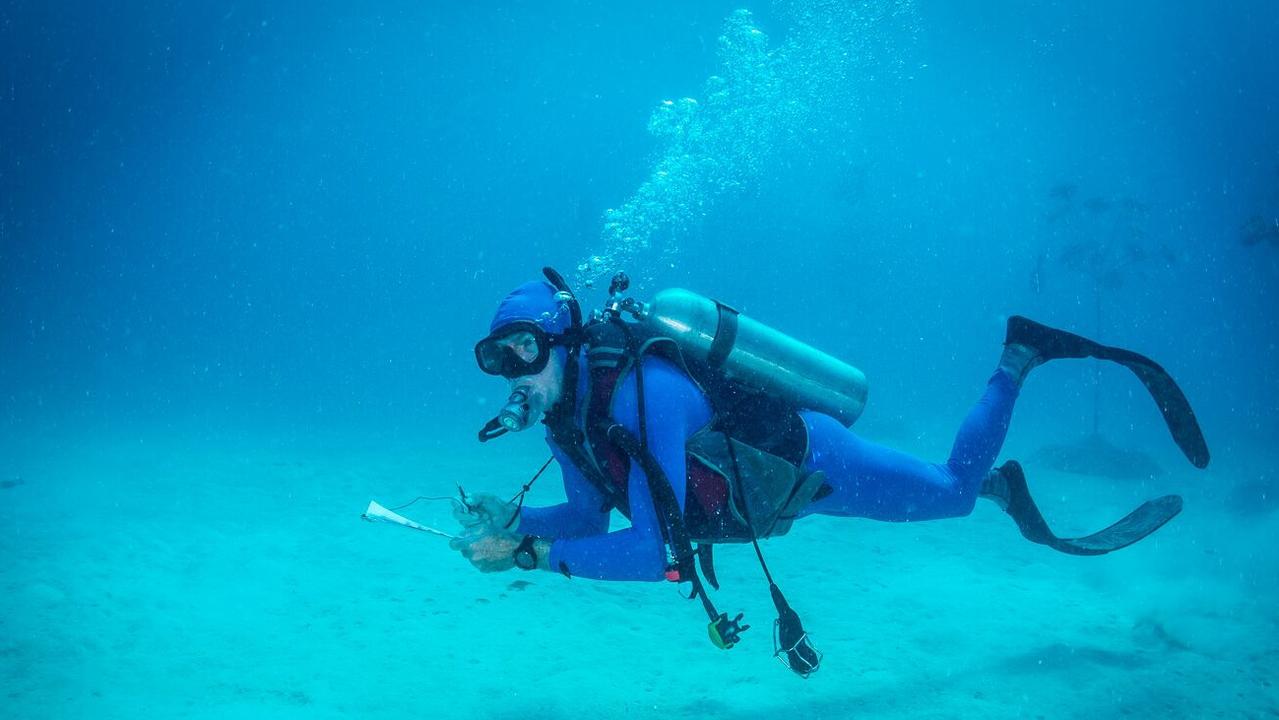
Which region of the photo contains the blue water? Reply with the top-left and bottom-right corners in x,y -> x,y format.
3,2 -> 1277,718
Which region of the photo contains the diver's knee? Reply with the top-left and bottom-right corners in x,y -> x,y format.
924,494 -> 978,521
932,473 -> 981,519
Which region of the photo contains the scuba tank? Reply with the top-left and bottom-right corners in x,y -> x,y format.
635,288 -> 868,427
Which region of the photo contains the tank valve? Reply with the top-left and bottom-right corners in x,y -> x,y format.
608,272 -> 630,298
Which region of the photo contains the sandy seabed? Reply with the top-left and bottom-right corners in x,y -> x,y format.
2,426 -> 1275,720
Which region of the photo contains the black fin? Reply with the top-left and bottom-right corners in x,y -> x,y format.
1007,316 -> 1210,469
984,460 -> 1182,556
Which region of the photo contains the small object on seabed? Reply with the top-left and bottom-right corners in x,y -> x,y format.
1,477 -> 24,490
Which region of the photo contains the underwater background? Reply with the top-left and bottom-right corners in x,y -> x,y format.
2,1 -> 1277,718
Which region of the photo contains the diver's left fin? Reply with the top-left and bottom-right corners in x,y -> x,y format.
1006,315 -> 1210,469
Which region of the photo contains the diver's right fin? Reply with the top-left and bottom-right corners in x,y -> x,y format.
1007,316 -> 1210,468
981,461 -> 1182,556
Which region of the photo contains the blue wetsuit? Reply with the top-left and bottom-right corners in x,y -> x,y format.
517,354 -> 1020,581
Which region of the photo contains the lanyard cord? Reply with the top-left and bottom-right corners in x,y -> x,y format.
502,454 -> 556,529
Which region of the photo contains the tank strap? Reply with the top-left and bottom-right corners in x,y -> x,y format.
706,302 -> 740,370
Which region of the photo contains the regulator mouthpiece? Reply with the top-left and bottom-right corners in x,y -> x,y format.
498,387 -> 534,432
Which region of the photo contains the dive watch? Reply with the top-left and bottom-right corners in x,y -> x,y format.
513,534 -> 539,570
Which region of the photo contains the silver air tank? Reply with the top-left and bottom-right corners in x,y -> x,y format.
641,288 -> 868,426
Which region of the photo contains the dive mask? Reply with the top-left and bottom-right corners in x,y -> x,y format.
474,322 -> 560,379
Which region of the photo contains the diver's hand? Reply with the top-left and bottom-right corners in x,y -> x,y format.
450,528 -> 522,573
452,492 -> 520,534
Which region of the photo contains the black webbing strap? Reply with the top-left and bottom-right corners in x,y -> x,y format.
706,302 -> 739,370
543,340 -> 625,515
607,422 -> 721,623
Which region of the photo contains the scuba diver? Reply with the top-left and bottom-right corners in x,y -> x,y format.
450,267 -> 1209,677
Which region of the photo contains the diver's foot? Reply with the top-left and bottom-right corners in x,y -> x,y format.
997,342 -> 1041,387
1005,315 -> 1100,358
1001,315 -> 1105,386
979,461 -> 1019,512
